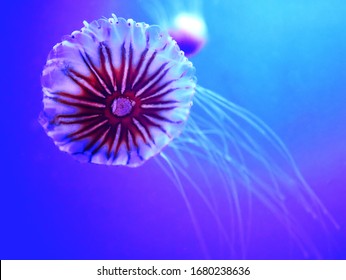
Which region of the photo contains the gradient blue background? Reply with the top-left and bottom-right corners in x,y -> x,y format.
1,0 -> 345,259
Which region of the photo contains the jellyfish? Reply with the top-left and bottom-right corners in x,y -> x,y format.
40,15 -> 196,167
40,14 -> 337,258
139,0 -> 207,57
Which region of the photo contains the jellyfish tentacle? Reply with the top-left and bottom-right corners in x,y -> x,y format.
161,84 -> 337,258
196,85 -> 338,229
171,116 -> 250,257
157,152 -> 226,258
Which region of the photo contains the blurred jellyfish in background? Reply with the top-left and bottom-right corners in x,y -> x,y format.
139,0 -> 207,57
40,5 -> 339,258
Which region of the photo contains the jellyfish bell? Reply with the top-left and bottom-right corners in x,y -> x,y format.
40,14 -> 196,167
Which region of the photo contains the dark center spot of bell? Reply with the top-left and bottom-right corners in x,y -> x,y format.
111,97 -> 134,117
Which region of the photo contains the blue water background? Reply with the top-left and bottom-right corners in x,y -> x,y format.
1,0 -> 345,259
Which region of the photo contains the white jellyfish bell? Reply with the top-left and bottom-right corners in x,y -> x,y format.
40,10 -> 338,258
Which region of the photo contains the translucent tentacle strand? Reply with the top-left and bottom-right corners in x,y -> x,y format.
158,84 -> 338,258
